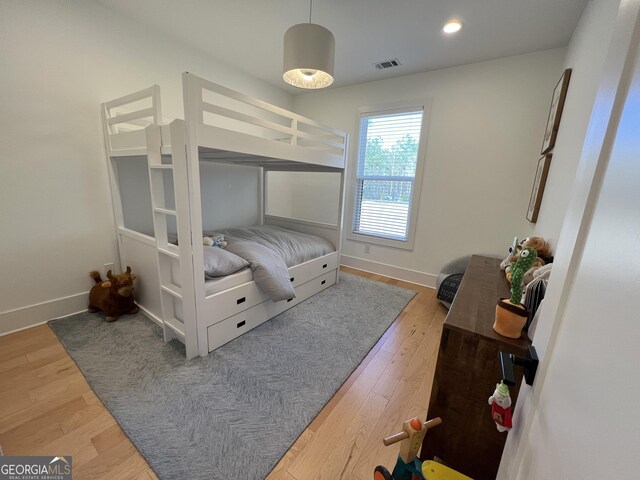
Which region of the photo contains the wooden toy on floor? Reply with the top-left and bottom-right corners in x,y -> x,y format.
374,417 -> 473,480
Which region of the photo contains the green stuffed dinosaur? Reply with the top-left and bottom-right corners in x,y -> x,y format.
509,247 -> 537,305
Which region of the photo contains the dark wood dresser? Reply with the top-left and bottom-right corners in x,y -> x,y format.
421,255 -> 531,480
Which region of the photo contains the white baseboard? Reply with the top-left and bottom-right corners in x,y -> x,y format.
0,291 -> 89,336
340,255 -> 437,289
0,260 -> 434,338
138,305 -> 163,328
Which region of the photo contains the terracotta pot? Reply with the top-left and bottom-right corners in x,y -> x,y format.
494,298 -> 528,338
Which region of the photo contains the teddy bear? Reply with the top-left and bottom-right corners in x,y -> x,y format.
522,236 -> 553,263
488,381 -> 513,432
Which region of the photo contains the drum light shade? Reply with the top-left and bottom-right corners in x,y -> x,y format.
283,23 -> 335,89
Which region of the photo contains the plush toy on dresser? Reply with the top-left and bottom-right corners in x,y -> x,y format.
508,247 -> 537,305
501,236 -> 552,284
499,236 -> 522,272
88,267 -> 139,322
494,246 -> 538,338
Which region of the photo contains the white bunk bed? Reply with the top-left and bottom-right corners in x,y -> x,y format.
101,73 -> 347,359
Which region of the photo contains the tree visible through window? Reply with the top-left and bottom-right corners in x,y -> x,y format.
353,108 -> 424,242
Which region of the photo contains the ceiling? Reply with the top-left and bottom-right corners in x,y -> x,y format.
94,0 -> 589,95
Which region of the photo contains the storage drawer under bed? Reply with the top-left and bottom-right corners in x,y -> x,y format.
288,251 -> 338,287
207,270 -> 336,352
203,252 -> 338,327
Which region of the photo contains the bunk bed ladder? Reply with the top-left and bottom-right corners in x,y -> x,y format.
145,124 -> 199,359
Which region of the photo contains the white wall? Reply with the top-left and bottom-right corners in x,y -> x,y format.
266,172 -> 341,225
533,0 -> 619,248
498,1 -> 622,477
292,49 -> 566,285
199,163 -> 261,232
266,172 -> 295,219
115,160 -> 262,236
0,0 -> 292,334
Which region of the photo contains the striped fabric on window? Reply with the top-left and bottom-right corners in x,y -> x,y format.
353,109 -> 423,241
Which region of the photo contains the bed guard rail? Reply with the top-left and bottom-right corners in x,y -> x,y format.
102,85 -> 162,135
183,72 -> 346,156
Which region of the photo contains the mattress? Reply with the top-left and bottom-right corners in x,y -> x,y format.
177,225 -> 333,298
205,225 -> 336,301
204,267 -> 253,296
213,225 -> 336,267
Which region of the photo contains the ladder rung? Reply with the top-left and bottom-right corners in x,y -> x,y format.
158,246 -> 179,259
154,207 -> 176,215
161,283 -> 182,299
149,164 -> 173,170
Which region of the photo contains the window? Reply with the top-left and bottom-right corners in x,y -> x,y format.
352,105 -> 426,249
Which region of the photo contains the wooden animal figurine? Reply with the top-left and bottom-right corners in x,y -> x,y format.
88,267 -> 139,322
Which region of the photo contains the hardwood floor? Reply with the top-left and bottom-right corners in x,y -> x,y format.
0,325 -> 158,480
0,267 -> 445,480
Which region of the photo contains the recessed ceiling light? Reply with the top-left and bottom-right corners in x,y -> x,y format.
443,20 -> 463,34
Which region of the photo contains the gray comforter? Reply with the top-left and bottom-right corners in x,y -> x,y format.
206,225 -> 335,301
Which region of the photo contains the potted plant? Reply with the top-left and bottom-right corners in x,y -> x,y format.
494,247 -> 537,338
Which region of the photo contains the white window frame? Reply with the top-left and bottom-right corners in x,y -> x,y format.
347,100 -> 430,251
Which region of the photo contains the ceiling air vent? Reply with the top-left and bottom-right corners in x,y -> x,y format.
374,58 -> 401,70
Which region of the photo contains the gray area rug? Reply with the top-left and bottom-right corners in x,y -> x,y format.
49,272 -> 416,480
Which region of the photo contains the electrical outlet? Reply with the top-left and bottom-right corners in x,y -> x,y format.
103,263 -> 114,277
364,244 -> 370,254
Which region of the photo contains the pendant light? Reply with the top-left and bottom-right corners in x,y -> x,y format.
283,0 -> 335,89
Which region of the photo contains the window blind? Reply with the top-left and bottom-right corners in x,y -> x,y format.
353,109 -> 424,241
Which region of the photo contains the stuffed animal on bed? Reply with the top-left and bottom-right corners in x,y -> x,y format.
88,267 -> 139,322
203,234 -> 227,248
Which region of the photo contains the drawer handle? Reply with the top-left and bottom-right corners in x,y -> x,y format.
322,263 -> 328,268
321,280 -> 326,285
290,277 -> 295,282
287,298 -> 293,303
237,297 -> 246,305
237,320 -> 246,328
